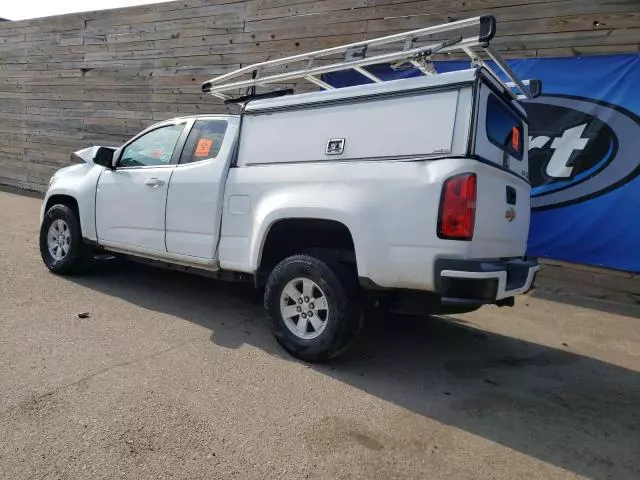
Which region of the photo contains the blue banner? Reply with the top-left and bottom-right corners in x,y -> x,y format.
323,55 -> 640,272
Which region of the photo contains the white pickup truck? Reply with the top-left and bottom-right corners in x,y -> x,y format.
39,16 -> 539,361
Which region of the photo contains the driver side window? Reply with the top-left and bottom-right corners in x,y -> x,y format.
119,123 -> 185,168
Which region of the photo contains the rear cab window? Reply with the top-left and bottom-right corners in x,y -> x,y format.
180,119 -> 228,164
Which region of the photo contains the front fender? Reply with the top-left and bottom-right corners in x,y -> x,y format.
42,163 -> 103,242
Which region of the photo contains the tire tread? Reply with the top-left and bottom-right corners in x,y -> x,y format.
264,254 -> 363,362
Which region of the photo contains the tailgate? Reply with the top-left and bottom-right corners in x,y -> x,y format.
469,77 -> 531,258
469,163 -> 531,258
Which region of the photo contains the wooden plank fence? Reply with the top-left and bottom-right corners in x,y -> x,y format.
1,0 -> 639,191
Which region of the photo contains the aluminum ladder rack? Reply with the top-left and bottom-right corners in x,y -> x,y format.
201,15 -> 540,103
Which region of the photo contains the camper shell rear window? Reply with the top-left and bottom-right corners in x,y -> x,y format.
486,94 -> 524,160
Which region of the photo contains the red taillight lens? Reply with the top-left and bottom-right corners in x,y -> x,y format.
438,173 -> 476,240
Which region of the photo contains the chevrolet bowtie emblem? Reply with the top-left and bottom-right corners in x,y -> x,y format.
505,207 -> 516,222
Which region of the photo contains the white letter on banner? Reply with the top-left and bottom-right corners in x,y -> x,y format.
545,123 -> 590,179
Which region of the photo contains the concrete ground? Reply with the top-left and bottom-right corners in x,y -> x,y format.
0,187 -> 639,480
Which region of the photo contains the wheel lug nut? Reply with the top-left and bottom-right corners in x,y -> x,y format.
296,306 -> 302,313
298,298 -> 303,304
309,303 -> 315,309
304,297 -> 309,303
301,313 -> 307,319
308,311 -> 313,317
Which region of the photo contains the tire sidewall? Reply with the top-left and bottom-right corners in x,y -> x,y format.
265,255 -> 358,361
39,205 -> 83,273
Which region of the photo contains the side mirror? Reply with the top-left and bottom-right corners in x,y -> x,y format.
93,147 -> 115,169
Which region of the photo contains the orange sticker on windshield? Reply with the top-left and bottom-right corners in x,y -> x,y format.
149,148 -> 164,159
195,138 -> 213,157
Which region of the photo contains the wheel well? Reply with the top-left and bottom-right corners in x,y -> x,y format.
258,219 -> 356,283
46,195 -> 80,220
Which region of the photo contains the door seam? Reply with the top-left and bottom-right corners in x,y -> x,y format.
164,168 -> 176,252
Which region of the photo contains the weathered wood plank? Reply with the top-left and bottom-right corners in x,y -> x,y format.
493,28 -> 640,51
249,0 -> 639,22
0,168 -> 28,184
0,104 -> 26,114
25,149 -> 72,165
0,33 -> 26,45
83,34 -> 365,62
105,27 -> 245,44
0,144 -> 25,155
246,0 -> 640,32
19,99 -> 210,114
366,4 -> 640,34
84,14 -> 245,37
100,28 -> 366,53
539,44 -> 640,56
85,3 -> 248,29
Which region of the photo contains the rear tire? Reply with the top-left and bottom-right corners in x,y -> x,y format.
39,204 -> 93,275
264,254 -> 363,362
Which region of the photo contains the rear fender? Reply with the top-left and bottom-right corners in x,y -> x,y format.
250,192 -> 367,276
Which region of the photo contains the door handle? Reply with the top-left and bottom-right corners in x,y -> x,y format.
145,178 -> 165,187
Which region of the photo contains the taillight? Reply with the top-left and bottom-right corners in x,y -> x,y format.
438,173 -> 476,240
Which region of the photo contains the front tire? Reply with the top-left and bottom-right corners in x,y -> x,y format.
39,204 -> 93,275
264,254 -> 363,362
